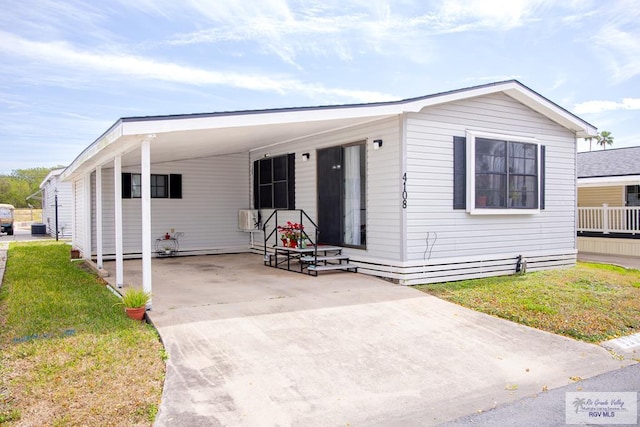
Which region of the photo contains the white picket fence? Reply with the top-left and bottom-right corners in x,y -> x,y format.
578,205 -> 640,234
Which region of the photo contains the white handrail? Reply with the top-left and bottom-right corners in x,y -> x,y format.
578,205 -> 640,235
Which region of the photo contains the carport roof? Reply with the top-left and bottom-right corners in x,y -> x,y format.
61,79 -> 596,180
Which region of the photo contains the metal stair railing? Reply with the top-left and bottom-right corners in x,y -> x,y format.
262,209 -> 320,267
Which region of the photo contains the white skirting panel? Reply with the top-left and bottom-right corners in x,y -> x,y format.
352,250 -> 577,285
251,244 -> 577,285
577,236 -> 640,257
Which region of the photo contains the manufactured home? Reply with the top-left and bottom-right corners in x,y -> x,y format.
577,146 -> 640,256
40,168 -> 73,238
61,80 -> 596,302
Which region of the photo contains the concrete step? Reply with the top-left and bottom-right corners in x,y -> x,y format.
307,263 -> 358,272
300,255 -> 349,262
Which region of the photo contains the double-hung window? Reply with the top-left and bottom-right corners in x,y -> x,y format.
253,154 -> 295,209
122,173 -> 182,199
454,132 -> 545,214
151,174 -> 168,198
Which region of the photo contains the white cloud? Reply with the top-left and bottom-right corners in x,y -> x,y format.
593,27 -> 640,83
462,74 -> 522,83
0,31 -> 395,103
437,0 -> 548,30
152,0 -> 552,67
587,0 -> 640,83
574,98 -> 640,114
0,0 -> 113,42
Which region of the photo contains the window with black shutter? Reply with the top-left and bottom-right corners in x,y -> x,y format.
453,134 -> 546,212
253,154 -> 295,209
122,173 -> 182,199
453,136 -> 466,210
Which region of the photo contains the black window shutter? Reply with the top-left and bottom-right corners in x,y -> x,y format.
122,173 -> 132,199
540,145 -> 546,210
169,174 -> 182,199
287,153 -> 295,209
253,160 -> 260,209
453,136 -> 466,209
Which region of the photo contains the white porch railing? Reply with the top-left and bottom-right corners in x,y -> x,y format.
578,204 -> 640,235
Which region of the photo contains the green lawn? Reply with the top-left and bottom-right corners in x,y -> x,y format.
415,262 -> 640,343
0,242 -> 165,425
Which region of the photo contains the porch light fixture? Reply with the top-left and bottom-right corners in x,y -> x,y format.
373,139 -> 383,150
301,153 -> 310,162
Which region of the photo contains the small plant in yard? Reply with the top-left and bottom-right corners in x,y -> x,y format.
120,288 -> 151,308
118,287 -> 151,321
415,262 -> 640,343
0,242 -> 165,425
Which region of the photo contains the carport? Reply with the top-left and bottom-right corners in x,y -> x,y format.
103,254 -> 633,425
102,253 -> 416,324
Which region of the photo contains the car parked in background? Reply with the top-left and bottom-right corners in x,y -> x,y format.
0,204 -> 15,235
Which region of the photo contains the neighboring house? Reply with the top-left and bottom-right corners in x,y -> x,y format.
40,168 -> 73,238
577,146 -> 640,256
60,80 -> 595,301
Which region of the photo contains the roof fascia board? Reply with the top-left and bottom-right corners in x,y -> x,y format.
578,175 -> 640,187
503,85 -> 597,137
119,81 -> 595,138
39,168 -> 65,189
61,122 -> 124,181
60,79 -> 596,180
120,106 -> 401,136
70,138 -> 142,180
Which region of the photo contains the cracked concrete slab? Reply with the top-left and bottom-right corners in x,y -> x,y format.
102,254 -> 633,426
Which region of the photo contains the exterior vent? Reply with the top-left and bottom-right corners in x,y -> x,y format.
238,209 -> 260,231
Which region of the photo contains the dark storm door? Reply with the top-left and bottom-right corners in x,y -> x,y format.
317,146 -> 343,245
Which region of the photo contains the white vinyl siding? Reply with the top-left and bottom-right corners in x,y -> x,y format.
41,177 -> 73,238
250,116 -> 403,262
404,93 -> 577,261
90,153 -> 250,255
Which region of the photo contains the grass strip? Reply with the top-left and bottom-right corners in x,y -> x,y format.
415,262 -> 640,343
0,242 -> 165,425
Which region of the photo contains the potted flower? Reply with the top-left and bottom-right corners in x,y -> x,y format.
277,221 -> 304,247
119,288 -> 151,321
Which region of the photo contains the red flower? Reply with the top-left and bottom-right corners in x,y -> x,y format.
277,222 -> 304,239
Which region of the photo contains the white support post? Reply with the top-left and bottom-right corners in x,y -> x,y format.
141,138 -> 153,309
602,203 -> 609,234
83,173 -> 92,260
71,181 -> 76,249
96,165 -> 103,270
114,156 -> 124,288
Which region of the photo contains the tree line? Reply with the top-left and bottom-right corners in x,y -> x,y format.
0,167 -> 63,208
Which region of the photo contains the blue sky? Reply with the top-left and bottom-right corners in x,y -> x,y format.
1,0 -> 639,174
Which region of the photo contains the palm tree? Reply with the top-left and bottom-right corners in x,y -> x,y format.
596,131 -> 614,150
585,135 -> 597,151
572,397 -> 586,413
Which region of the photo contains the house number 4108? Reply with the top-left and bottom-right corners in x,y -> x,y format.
402,173 -> 408,209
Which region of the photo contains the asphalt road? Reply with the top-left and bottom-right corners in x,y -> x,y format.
441,363 -> 639,427
0,227 -> 62,242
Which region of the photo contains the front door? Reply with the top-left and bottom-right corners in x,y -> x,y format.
317,143 -> 366,247
317,146 -> 343,245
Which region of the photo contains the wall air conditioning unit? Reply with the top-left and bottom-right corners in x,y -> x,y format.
238,209 -> 260,231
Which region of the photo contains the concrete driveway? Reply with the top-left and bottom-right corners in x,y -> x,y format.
104,254 -> 632,426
